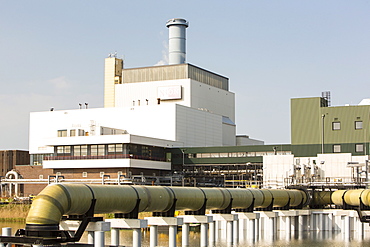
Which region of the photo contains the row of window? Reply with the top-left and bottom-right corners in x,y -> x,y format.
58,129 -> 85,137
187,151 -> 292,159
38,171 -> 123,179
332,121 -> 363,131
333,144 -> 364,153
54,143 -> 167,161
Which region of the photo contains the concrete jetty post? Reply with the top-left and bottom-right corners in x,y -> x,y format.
145,217 -> 183,247
233,217 -> 239,244
111,228 -> 120,246
209,220 -> 216,246
94,231 -> 105,247
106,218 -> 147,247
150,225 -> 158,247
169,225 -> 177,247
200,223 -> 208,247
182,222 -> 190,247
178,215 -> 213,247
259,211 -> 278,240
87,231 -> 94,244
209,214 -> 238,246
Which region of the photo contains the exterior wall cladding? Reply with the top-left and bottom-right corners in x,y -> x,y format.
291,97 -> 370,156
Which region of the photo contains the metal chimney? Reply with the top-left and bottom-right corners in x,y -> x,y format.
166,18 -> 189,65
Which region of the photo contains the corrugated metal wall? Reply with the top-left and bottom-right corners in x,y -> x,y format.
123,64 -> 229,91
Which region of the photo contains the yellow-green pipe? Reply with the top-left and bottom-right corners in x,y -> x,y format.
26,184 -> 308,229
332,189 -> 370,207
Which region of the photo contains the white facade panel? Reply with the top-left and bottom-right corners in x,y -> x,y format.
29,106 -> 178,154
175,105 -> 223,147
115,79 -> 191,108
43,159 -> 170,170
115,78 -> 235,124
190,80 -> 235,122
263,155 -> 295,189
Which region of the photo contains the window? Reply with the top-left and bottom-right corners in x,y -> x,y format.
332,122 -> 341,130
355,121 -> 363,130
56,172 -> 62,176
39,175 -> 43,179
74,145 -> 88,156
78,129 -> 85,136
356,144 -> 364,153
82,172 -> 88,178
100,172 -> 105,177
333,144 -> 341,153
57,130 -> 67,137
57,146 -> 71,154
70,129 -> 76,137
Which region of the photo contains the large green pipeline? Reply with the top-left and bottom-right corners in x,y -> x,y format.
26,184 -> 307,230
332,189 -> 370,207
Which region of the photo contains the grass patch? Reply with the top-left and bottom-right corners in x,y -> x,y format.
0,204 -> 31,222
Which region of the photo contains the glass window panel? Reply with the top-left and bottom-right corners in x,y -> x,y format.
81,145 -> 88,156
332,122 -> 341,130
91,145 -> 98,156
356,144 -> 364,152
333,144 -> 341,153
108,144 -> 116,153
116,144 -> 123,153
355,121 -> 363,130
74,146 -> 81,156
98,145 -> 105,155
58,130 -> 67,137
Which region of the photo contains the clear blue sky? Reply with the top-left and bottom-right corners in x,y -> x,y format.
1,1 -> 369,150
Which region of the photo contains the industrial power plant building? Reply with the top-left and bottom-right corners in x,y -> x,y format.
3,18 -> 370,197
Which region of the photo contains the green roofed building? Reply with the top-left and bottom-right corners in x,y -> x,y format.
171,95 -> 370,187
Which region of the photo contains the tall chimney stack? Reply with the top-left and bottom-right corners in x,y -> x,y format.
166,18 -> 189,65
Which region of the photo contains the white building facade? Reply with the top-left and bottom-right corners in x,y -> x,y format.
28,18 -> 238,176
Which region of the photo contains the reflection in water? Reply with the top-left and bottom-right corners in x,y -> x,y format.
1,223 -> 370,247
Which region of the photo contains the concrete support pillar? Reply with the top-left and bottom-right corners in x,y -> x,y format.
208,214 -> 238,246
200,223 -> 208,247
238,218 -> 245,241
182,223 -> 190,247
150,225 -> 158,247
226,220 -> 233,246
214,220 -> 220,241
145,217 -> 183,247
88,231 -> 94,244
106,218 -> 147,247
235,212 -> 259,241
178,215 -> 213,247
209,221 -> 216,246
285,216 -> 291,239
132,228 -> 141,247
259,211 -> 278,240
94,231 -> 105,247
233,218 -> 239,244
344,215 -> 351,240
169,225 -> 177,247
111,228 -> 120,246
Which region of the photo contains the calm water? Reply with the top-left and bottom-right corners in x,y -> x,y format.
2,222 -> 370,247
